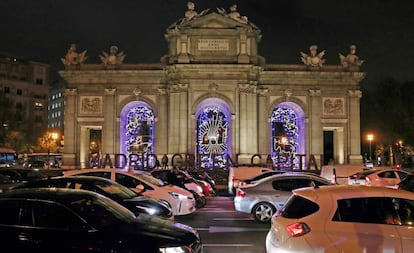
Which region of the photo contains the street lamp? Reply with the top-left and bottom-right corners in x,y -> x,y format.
47,132 -> 59,169
367,134 -> 374,161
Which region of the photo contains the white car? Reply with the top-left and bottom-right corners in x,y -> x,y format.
63,168 -> 196,216
348,168 -> 410,187
266,185 -> 414,252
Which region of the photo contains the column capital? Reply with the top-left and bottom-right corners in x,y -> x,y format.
348,89 -> 362,98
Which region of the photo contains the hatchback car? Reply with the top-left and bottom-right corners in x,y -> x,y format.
64,168 -> 196,216
234,172 -> 332,222
13,175 -> 174,220
348,168 -> 410,187
266,185 -> 414,252
0,188 -> 202,253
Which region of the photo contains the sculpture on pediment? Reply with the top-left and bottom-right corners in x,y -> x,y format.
61,43 -> 87,66
339,45 -> 364,71
180,2 -> 209,24
217,4 -> 248,24
99,45 -> 125,66
300,45 -> 326,68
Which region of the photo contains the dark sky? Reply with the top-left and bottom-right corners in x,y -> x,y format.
1,0 -> 414,88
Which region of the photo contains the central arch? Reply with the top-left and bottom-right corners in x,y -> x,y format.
195,98 -> 232,169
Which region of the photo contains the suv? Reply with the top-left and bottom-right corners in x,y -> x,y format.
0,188 -> 202,253
266,185 -> 414,252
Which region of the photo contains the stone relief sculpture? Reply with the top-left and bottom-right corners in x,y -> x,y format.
61,43 -> 88,66
300,45 -> 326,68
323,98 -> 344,115
339,45 -> 364,71
99,45 -> 126,66
217,4 -> 248,24
180,2 -> 209,24
81,97 -> 102,114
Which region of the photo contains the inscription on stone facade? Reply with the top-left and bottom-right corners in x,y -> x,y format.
80,96 -> 102,114
198,39 -> 229,51
323,97 -> 345,115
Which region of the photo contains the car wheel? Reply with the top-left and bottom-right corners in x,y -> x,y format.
252,202 -> 275,223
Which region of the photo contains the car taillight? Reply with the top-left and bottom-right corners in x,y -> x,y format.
365,177 -> 371,184
241,181 -> 246,186
286,222 -> 310,237
236,188 -> 246,197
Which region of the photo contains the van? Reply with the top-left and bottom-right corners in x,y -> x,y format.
228,166 -> 272,194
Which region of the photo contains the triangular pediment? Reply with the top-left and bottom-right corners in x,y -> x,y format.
170,12 -> 259,31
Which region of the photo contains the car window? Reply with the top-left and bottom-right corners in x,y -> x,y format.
80,171 -> 111,179
333,197 -> 400,225
272,179 -> 295,191
116,173 -> 150,190
280,195 -> 319,218
0,200 -> 21,225
397,171 -> 409,180
378,171 -> 397,179
399,175 -> 414,192
29,201 -> 85,230
392,198 -> 414,226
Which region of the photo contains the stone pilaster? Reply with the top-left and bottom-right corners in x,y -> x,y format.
309,89 -> 323,158
62,88 -> 77,168
102,88 -> 116,155
348,90 -> 363,164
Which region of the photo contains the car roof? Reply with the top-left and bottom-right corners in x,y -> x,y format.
255,171 -> 330,183
292,185 -> 414,202
0,187 -> 100,200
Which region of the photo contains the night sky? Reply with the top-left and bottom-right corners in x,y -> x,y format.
1,0 -> 414,89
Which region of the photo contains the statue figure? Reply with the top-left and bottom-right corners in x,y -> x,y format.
217,4 -> 248,24
300,45 -> 326,68
99,45 -> 126,66
180,2 -> 209,24
339,45 -> 364,70
61,44 -> 87,66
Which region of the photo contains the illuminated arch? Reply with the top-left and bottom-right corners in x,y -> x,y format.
270,102 -> 305,169
120,101 -> 155,167
195,98 -> 232,169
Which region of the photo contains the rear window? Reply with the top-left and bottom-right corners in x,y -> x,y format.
280,195 -> 319,219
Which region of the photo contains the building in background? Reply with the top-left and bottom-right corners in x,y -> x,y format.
0,52 -> 50,150
59,5 -> 365,170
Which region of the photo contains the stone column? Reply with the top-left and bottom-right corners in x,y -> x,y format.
102,88 -> 116,155
257,87 -> 269,155
309,89 -> 323,164
238,83 -> 258,163
62,88 -> 77,168
155,87 -> 169,156
348,90 -> 363,164
168,83 -> 188,154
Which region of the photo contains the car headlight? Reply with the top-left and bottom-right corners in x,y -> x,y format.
159,246 -> 193,253
136,205 -> 158,216
169,192 -> 189,200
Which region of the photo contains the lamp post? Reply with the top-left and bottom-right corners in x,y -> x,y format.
367,134 -> 374,161
47,132 -> 58,169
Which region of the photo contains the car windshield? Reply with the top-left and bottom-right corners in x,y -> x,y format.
70,195 -> 136,227
133,172 -> 166,186
94,181 -> 138,199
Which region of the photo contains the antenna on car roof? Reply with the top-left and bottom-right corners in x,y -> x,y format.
310,181 -> 319,189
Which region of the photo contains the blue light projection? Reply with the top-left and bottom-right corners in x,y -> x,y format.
271,106 -> 299,169
197,106 -> 229,169
121,102 -> 155,167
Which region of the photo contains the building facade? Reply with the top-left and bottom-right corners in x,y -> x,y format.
59,6 -> 365,170
0,52 -> 50,148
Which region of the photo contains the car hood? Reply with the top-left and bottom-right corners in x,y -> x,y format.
163,184 -> 193,197
122,214 -> 200,247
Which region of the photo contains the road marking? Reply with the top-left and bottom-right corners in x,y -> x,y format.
212,217 -> 254,221
208,226 -> 269,233
203,244 -> 254,247
195,226 -> 268,233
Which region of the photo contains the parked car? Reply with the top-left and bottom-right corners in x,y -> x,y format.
348,168 -> 410,187
13,175 -> 174,220
0,167 -> 62,183
189,169 -> 217,192
0,187 -> 202,253
228,166 -> 272,194
151,168 -> 209,207
0,173 -> 24,192
63,168 -> 196,216
234,172 -> 332,222
239,170 -> 286,187
266,185 -> 414,252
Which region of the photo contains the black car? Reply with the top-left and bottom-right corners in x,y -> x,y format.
0,188 -> 202,253
397,173 -> 414,192
14,175 -> 173,220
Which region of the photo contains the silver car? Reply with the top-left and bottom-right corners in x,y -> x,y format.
234,172 -> 332,222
